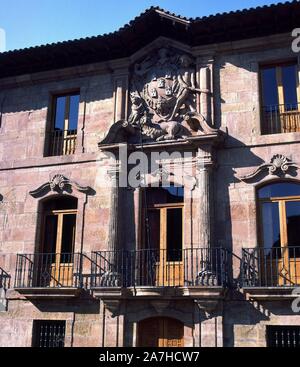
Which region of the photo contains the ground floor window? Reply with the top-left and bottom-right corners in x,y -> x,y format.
267,326 -> 300,347
32,320 -> 66,348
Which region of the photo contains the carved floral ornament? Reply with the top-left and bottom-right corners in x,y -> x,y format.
99,47 -> 219,146
29,174 -> 92,198
237,154 -> 300,182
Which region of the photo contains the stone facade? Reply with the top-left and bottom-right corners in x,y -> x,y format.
1,4 -> 300,347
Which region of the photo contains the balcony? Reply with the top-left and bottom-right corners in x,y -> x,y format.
261,103 -> 300,135
14,253 -> 84,298
90,248 -> 229,303
46,129 -> 77,156
242,247 -> 300,300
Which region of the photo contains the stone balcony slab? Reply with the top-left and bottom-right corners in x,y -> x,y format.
92,286 -> 226,300
12,287 -> 83,299
243,287 -> 299,301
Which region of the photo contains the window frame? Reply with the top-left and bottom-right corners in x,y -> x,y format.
259,60 -> 300,134
257,182 -> 300,258
51,91 -> 80,132
45,90 -> 80,157
32,320 -> 66,348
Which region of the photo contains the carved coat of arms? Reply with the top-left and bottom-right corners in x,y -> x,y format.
130,48 -> 200,124
99,47 -> 215,145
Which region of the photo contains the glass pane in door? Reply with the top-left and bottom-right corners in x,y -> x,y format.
286,201 -> 300,257
167,208 -> 182,261
144,210 -> 160,285
68,94 -> 80,131
60,214 -> 76,263
261,202 -> 280,256
282,64 -> 298,110
43,215 -> 58,262
261,67 -> 279,108
147,210 -> 160,251
54,96 -> 66,131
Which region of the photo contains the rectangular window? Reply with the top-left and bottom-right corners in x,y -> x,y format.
260,61 -> 300,134
46,92 -> 80,156
267,326 -> 300,347
32,320 -> 66,348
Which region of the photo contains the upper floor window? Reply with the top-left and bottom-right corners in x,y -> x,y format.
260,61 -> 300,135
46,92 -> 80,156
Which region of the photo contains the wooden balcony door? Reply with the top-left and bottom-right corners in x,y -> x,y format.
50,93 -> 79,156
147,204 -> 184,287
42,209 -> 77,287
138,317 -> 184,347
260,63 -> 300,133
277,200 -> 300,285
276,65 -> 300,132
260,197 -> 300,286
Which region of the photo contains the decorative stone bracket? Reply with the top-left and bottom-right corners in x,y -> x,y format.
237,154 -> 300,182
29,174 -> 93,198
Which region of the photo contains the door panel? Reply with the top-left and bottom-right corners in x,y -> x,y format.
137,318 -> 159,347
283,201 -> 300,285
156,207 -> 183,286
138,317 -> 184,347
34,215 -> 58,286
161,318 -> 184,347
41,211 -> 77,287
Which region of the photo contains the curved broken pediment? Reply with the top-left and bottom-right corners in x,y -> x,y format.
237,154 -> 300,182
29,174 -> 93,198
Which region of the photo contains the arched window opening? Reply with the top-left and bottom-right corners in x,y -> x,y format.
257,181 -> 300,285
41,196 -> 78,256
36,196 -> 78,287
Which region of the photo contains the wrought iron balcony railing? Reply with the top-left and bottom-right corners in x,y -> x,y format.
242,247 -> 300,287
91,248 -> 229,288
14,253 -> 83,288
261,103 -> 300,135
46,129 -> 77,156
